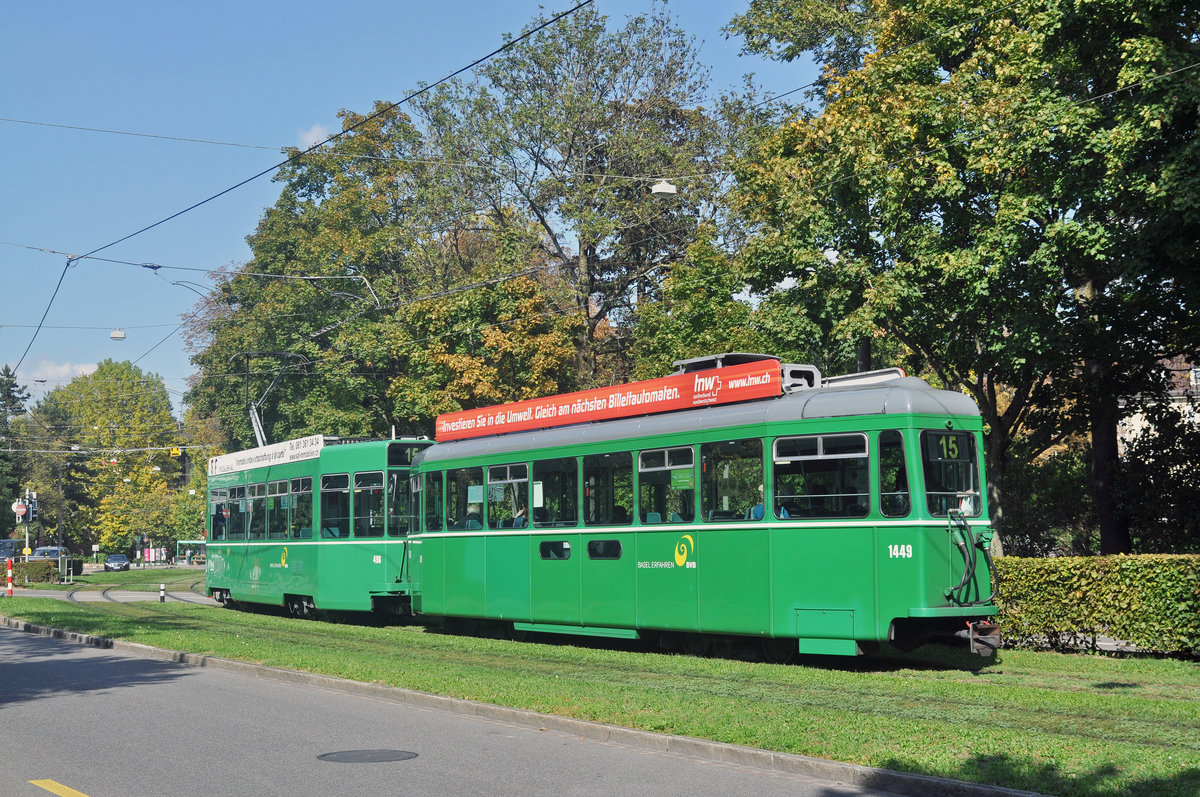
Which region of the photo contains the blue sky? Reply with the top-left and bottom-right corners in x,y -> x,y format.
0,1 -> 814,414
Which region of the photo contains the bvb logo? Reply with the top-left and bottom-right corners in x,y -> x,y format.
281,547 -> 288,568
674,534 -> 694,567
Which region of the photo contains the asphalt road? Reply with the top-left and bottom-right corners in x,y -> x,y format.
1,625 -> 917,797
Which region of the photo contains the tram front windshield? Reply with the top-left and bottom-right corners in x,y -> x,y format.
920,430 -> 981,517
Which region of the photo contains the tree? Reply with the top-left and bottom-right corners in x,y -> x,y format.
418,1 -> 743,385
187,2 -> 768,444
730,0 -> 1200,550
0,365 -> 30,540
186,102 -> 583,448
1116,397 -> 1200,554
726,0 -> 876,100
19,361 -> 182,554
631,227 -> 762,378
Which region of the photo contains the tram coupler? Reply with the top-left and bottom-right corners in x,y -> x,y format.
955,620 -> 1001,656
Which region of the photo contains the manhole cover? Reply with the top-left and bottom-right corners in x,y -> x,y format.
317,750 -> 418,764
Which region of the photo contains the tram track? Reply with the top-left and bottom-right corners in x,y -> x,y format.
60,577 -> 215,605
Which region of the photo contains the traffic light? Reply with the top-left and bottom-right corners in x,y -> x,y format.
28,499 -> 38,523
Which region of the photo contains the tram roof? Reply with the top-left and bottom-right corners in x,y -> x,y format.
417,376 -> 978,464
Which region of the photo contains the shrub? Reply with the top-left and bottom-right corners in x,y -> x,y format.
7,557 -> 83,582
996,554 -> 1200,657
12,560 -> 57,583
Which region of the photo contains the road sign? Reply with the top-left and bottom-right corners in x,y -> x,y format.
12,501 -> 26,518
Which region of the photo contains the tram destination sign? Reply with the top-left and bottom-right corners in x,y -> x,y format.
436,360 -> 782,442
208,433 -> 325,476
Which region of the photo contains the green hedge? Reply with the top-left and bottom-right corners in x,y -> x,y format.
995,554 -> 1200,657
9,557 -> 84,583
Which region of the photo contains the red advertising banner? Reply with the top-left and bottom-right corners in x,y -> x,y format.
436,359 -> 782,441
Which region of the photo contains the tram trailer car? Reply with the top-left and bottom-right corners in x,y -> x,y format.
408,355 -> 999,657
205,435 -> 431,617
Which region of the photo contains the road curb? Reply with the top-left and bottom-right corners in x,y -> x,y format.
1,613 -> 1041,797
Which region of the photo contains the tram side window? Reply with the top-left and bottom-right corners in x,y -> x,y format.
320,474 -> 351,538
424,472 -> 444,532
248,484 -> 267,540
532,458 -> 578,527
639,446 -> 695,524
354,471 -> 385,537
773,434 -> 869,519
227,486 -> 246,539
701,439 -> 763,522
920,430 -> 982,517
389,471 -> 414,536
879,431 -> 911,517
487,463 -> 529,529
267,480 -> 289,539
583,452 -> 633,526
447,467 -> 484,530
209,488 -> 227,540
290,477 -> 313,539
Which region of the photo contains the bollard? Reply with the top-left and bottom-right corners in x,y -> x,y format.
6,558 -> 11,598
160,583 -> 166,603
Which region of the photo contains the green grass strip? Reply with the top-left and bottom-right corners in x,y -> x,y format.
2,596 -> 1197,797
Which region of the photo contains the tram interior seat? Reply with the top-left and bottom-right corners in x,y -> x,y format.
669,512 -> 684,523
456,512 -> 482,530
532,507 -> 550,525
643,512 -> 662,524
709,509 -> 741,521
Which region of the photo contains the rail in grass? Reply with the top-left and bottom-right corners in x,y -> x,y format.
205,353 -> 999,656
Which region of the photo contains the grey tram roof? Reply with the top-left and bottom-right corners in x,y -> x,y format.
418,375 -> 978,465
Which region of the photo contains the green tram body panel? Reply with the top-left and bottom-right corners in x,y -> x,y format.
409,376 -> 997,654
206,438 -> 430,612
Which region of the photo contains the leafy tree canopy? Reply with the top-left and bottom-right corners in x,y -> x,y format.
14,360 -> 185,554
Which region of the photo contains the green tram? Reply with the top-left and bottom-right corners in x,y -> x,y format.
205,434 -> 431,616
409,354 -> 998,656
206,354 -> 999,656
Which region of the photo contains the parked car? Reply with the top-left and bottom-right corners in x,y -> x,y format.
104,553 -> 130,572
28,546 -> 69,561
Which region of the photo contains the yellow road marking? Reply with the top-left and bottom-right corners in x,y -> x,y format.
29,780 -> 91,797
